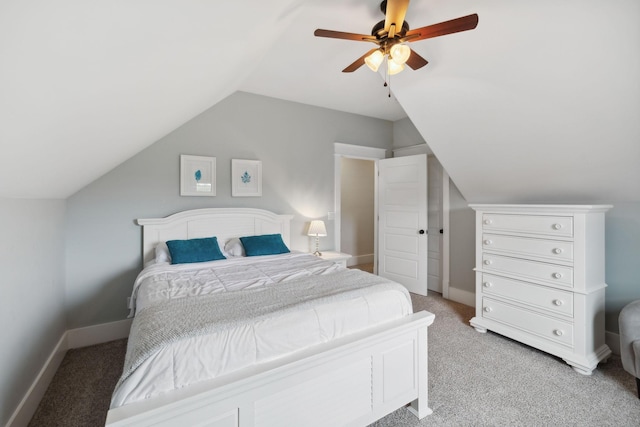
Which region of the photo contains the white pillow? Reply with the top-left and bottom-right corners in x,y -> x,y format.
224,238 -> 245,257
155,242 -> 172,264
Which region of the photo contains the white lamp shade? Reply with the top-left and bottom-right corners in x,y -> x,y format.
364,50 -> 384,72
390,44 -> 411,64
307,220 -> 327,237
387,58 -> 405,75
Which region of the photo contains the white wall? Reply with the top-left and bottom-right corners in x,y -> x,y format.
340,158 -> 375,264
0,198 -> 66,427
64,91 -> 393,328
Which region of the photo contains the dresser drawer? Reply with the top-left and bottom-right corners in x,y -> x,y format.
482,297 -> 574,347
482,213 -> 573,238
482,233 -> 574,263
481,254 -> 573,288
481,274 -> 573,317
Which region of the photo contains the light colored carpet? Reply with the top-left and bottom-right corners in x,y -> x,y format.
372,294 -> 640,426
28,293 -> 640,426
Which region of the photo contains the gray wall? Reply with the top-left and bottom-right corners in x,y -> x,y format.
65,91 -> 393,328
0,198 -> 66,427
603,203 -> 640,334
448,183 -> 476,294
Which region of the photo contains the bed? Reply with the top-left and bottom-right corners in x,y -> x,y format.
105,208 -> 435,426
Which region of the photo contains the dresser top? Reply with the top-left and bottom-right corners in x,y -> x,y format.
468,204 -> 613,214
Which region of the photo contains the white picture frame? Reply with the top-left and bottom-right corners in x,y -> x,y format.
180,155 -> 216,196
232,159 -> 262,197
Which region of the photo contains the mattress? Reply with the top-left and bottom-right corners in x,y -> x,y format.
111,252 -> 412,408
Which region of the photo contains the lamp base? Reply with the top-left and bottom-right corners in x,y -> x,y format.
313,250 -> 322,256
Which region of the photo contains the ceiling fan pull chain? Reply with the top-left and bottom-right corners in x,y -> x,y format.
386,62 -> 392,97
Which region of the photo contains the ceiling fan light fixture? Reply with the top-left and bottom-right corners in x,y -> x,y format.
390,43 -> 411,65
387,58 -> 405,75
365,49 -> 384,72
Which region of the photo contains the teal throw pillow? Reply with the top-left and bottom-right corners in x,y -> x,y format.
239,234 -> 290,257
166,236 -> 226,264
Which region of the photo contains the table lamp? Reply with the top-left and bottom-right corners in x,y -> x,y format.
307,220 -> 327,256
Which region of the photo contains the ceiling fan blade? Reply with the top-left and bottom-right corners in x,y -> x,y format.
342,48 -> 379,73
404,13 -> 479,41
384,0 -> 410,34
314,29 -> 377,42
405,49 -> 428,70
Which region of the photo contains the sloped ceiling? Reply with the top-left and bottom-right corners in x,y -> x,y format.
0,0 -> 306,198
391,0 -> 640,204
1,0 -> 638,203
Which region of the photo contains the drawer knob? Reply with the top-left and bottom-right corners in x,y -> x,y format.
483,282 -> 493,288
484,219 -> 493,225
552,272 -> 563,279
553,329 -> 564,337
483,259 -> 493,265
483,239 -> 493,245
553,299 -> 564,306
552,223 -> 563,230
484,306 -> 493,313
552,248 -> 563,254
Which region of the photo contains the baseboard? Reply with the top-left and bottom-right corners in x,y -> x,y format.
446,287 -> 475,307
8,319 -> 132,427
67,318 -> 132,349
6,333 -> 68,427
347,253 -> 374,267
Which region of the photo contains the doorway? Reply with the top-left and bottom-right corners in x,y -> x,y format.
334,143 -> 450,298
340,157 -> 375,269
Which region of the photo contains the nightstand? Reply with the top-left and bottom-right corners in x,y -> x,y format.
316,251 -> 352,268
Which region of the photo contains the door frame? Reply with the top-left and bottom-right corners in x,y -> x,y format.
334,143 -> 387,273
334,142 -> 450,299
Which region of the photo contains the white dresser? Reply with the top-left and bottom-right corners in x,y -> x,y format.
469,204 -> 612,375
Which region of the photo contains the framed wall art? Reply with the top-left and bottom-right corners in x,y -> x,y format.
232,159 -> 262,197
180,155 -> 216,196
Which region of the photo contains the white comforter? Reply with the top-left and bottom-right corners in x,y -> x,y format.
111,252 -> 412,408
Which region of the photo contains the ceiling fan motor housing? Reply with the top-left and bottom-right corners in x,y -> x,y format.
371,19 -> 409,38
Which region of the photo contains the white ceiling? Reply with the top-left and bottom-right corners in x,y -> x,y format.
1,0 -> 638,203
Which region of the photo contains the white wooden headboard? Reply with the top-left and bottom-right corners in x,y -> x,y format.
136,208 -> 294,264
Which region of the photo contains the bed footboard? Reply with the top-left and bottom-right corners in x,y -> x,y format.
106,310 -> 434,427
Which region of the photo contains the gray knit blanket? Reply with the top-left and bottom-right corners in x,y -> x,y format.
116,268 -> 410,390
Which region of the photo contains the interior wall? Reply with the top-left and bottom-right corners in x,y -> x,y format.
603,203 -> 640,334
448,182 -> 476,295
392,117 -> 432,154
64,91 -> 393,328
340,158 -> 375,265
0,198 -> 66,427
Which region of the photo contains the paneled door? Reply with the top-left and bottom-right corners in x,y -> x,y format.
378,154 -> 428,296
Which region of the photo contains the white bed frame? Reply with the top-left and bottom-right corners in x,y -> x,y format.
106,208 -> 435,427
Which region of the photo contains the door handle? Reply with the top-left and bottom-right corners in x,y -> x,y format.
419,229 -> 425,235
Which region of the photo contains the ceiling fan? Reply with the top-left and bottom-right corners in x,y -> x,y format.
314,0 -> 478,75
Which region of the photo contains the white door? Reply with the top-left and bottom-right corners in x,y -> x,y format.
427,156 -> 443,293
378,154 -> 428,296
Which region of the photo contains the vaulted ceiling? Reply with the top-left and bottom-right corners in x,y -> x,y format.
1,0 -> 638,203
